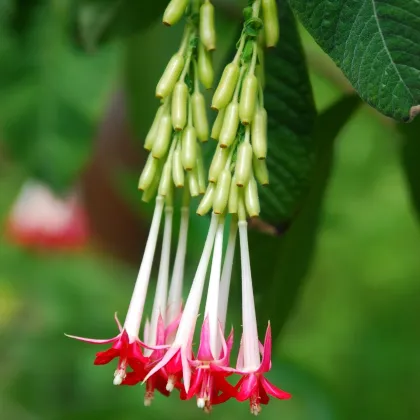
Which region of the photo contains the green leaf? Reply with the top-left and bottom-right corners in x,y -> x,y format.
399,115 -> 420,222
74,0 -> 168,51
0,4 -> 119,192
289,0 -> 420,122
259,0 -> 316,225
252,95 -> 361,339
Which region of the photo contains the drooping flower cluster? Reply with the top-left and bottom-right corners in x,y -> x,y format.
5,179 -> 89,250
67,0 -> 290,415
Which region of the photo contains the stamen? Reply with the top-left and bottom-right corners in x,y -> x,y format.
250,395 -> 262,416
197,398 -> 205,409
113,369 -> 126,385
166,375 -> 176,392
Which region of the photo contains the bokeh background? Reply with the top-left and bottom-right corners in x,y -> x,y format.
1,1 -> 419,420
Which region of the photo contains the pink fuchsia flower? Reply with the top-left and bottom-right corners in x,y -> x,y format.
143,214 -> 220,393
232,220 -> 291,414
66,313 -> 146,385
5,180 -> 89,250
66,196 -> 167,384
183,317 -> 236,412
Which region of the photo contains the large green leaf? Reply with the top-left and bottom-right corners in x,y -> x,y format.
289,0 -> 420,122
73,0 -> 168,51
0,2 -> 119,192
252,95 -> 361,339
259,0 -> 316,225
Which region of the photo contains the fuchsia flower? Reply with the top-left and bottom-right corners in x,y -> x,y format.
6,179 -> 89,250
67,200 -> 291,414
231,221 -> 291,414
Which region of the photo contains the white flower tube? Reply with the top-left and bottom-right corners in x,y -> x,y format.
166,206 -> 190,327
217,218 -> 238,337
123,196 -> 165,340
238,220 -> 260,371
204,215 -> 225,358
145,206 -> 173,355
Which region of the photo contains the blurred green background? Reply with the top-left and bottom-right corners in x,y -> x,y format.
1,1 -> 420,420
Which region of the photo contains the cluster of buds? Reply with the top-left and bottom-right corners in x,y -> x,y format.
67,0 -> 290,415
197,0 -> 274,220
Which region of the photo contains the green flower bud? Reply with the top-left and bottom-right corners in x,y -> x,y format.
239,73 -> 258,125
142,161 -> 162,203
156,54 -> 185,99
196,144 -> 207,194
198,41 -> 214,89
172,81 -> 188,131
200,1 -> 216,51
228,175 -> 239,214
235,142 -> 252,187
181,126 -> 197,171
219,101 -> 239,148
209,146 -> 229,183
253,155 -> 269,186
163,0 -> 189,26
158,160 -> 173,197
152,113 -> 173,159
197,184 -> 215,216
262,0 -> 280,48
251,107 -> 267,159
144,105 -> 164,151
210,108 -> 226,140
245,176 -> 260,217
172,147 -> 184,188
138,154 -> 159,191
191,91 -> 209,142
213,169 -> 231,214
211,63 -> 240,111
188,168 -> 200,197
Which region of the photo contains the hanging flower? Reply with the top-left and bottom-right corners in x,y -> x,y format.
5,180 -> 89,250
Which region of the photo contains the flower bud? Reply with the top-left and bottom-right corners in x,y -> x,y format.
188,168 -> 200,197
152,113 -> 173,159
181,126 -> 197,171
211,63 -> 240,110
253,155 -> 269,186
219,101 -> 239,148
198,41 -> 214,89
239,74 -> 258,125
163,0 -> 189,26
196,144 -> 207,194
210,108 -> 226,140
172,81 -> 188,131
213,169 -> 231,214
209,146 -> 229,183
200,1 -> 216,51
156,54 -> 184,99
141,162 -> 162,203
191,91 -> 209,142
251,107 -> 267,159
138,154 -> 159,191
228,175 -> 239,214
235,142 -> 252,187
172,148 -> 184,187
245,176 -> 260,217
197,184 -> 215,216
144,105 -> 164,151
158,160 -> 172,197
262,0 -> 280,48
